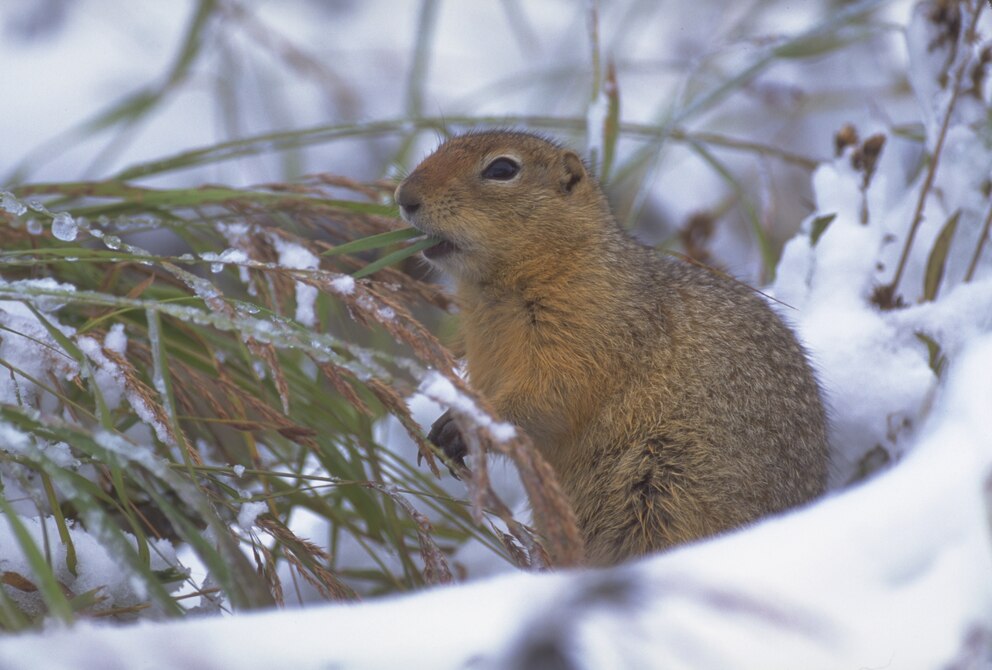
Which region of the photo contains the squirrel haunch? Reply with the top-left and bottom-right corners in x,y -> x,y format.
396,130 -> 828,566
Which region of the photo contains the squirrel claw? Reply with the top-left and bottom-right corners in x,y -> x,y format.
427,409 -> 468,478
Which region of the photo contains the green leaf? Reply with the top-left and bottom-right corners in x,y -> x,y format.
773,31 -> 865,59
810,213 -> 837,246
923,209 -> 961,302
915,332 -> 948,379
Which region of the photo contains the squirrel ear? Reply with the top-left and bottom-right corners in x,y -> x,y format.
560,151 -> 585,194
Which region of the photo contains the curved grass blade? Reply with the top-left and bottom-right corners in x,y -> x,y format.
352,237 -> 439,279
321,227 -> 421,257
0,496 -> 74,624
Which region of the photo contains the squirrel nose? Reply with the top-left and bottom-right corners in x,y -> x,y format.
394,182 -> 421,218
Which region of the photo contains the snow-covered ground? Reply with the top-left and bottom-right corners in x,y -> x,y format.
1,0 -> 992,667
1,334 -> 989,668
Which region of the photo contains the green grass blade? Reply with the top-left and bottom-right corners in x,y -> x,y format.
352,237 -> 438,278
321,227 -> 422,257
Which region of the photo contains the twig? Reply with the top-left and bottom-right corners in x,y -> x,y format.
964,198 -> 992,282
884,0 -> 986,300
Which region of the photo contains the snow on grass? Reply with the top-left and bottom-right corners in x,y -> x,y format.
0,284 -> 79,407
329,274 -> 356,296
77,324 -> 129,411
0,508 -> 182,622
586,89 -> 610,168
268,234 -> 320,327
236,499 -> 268,531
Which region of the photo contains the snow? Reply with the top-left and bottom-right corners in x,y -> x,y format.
419,372 -> 518,443
330,274 -> 356,295
356,293 -> 397,322
142,307 -> 177,446
0,284 -> 79,407
213,225 -> 255,280
103,322 -> 127,354
585,89 -> 610,169
236,500 -> 268,531
268,234 -> 320,327
0,511 -> 181,622
77,332 -> 126,411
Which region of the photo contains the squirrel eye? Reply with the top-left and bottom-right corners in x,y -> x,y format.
481,157 -> 520,181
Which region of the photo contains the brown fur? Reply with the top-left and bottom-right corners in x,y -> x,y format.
396,131 -> 828,566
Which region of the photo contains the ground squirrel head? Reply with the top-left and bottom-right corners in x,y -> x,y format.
395,131 -> 608,282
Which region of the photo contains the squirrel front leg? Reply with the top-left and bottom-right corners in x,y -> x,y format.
425,394 -> 529,477
425,387 -> 551,477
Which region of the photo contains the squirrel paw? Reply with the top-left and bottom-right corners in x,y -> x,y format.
425,409 -> 468,478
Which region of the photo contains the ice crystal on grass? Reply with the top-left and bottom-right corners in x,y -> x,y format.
0,191 -> 27,216
201,248 -> 249,274
50,212 -> 77,241
26,200 -> 48,215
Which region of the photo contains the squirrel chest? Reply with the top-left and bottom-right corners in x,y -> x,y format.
457,273 -> 615,455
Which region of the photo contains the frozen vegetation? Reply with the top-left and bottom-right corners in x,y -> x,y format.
0,0 -> 990,667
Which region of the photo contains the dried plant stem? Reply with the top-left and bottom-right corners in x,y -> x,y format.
447,384 -> 586,568
885,0 -> 986,299
965,199 -> 992,282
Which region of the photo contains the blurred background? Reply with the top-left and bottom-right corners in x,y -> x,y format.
2,0 -> 920,282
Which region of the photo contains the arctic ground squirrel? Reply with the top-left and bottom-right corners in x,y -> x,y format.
395,130 -> 828,566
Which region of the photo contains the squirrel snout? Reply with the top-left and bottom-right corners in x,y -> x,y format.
394,182 -> 422,219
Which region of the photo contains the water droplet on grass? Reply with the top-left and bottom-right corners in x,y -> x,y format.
1,191 -> 27,216
52,212 -> 77,241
